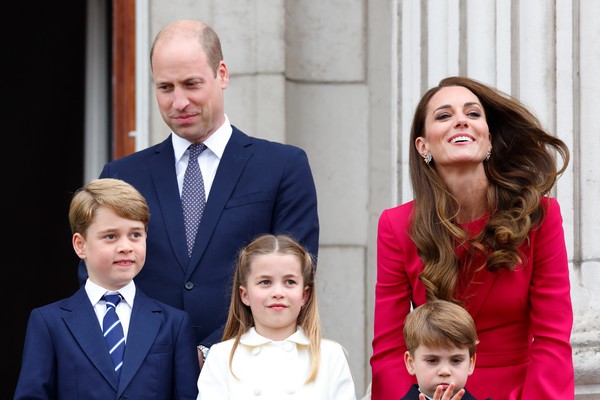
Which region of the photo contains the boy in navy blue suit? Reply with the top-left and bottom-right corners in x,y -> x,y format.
14,178 -> 199,399
401,300 -> 491,400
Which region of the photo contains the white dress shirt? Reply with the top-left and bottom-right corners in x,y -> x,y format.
86,279 -> 135,340
197,327 -> 357,400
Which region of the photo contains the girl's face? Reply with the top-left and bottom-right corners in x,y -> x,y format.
239,253 -> 308,341
404,344 -> 476,399
416,85 -> 492,172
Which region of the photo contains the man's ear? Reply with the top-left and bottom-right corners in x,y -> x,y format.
218,61 -> 229,89
404,350 -> 416,375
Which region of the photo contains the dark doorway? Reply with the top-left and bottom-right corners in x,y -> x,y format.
6,2 -> 91,397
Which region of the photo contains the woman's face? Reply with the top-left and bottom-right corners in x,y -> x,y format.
416,86 -> 492,170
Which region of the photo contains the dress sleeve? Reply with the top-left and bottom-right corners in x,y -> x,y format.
520,197 -> 574,398
326,342 -> 358,400
370,208 -> 416,400
196,342 -> 230,400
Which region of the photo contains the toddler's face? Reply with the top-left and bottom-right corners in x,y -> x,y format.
404,343 -> 476,398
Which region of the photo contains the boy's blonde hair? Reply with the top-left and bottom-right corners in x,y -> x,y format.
404,300 -> 479,356
223,233 -> 321,383
69,178 -> 149,236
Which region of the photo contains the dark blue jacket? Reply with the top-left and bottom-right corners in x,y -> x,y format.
15,286 -> 199,399
79,126 -> 319,346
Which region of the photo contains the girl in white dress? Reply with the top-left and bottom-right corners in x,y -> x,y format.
197,234 -> 357,400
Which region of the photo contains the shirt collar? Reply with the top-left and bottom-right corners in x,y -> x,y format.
418,387 -> 434,400
239,326 -> 310,347
172,114 -> 233,164
85,278 -> 136,307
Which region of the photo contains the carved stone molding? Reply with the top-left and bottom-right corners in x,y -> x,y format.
573,312 -> 600,399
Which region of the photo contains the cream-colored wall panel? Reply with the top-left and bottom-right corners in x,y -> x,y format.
256,0 -> 285,72
465,0 -> 498,84
365,0 -> 394,390
213,1 -> 259,76
494,0 -> 512,92
150,0 -> 212,34
286,82 -> 369,245
316,245 -> 366,397
426,0 -> 460,83
579,0 -> 600,259
518,0 -> 555,123
555,0 -> 575,259
285,0 -> 364,82
225,74 -> 285,143
214,0 -> 285,75
400,1 -> 423,204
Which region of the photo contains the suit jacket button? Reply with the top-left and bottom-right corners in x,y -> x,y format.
184,281 -> 194,290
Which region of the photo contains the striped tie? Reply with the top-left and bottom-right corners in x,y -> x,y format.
102,294 -> 125,377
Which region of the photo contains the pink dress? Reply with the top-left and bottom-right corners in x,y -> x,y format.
370,197 -> 574,400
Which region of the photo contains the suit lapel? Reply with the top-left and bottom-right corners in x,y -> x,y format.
117,291 -> 162,395
63,288 -> 119,389
188,129 -> 252,270
149,137 -> 190,271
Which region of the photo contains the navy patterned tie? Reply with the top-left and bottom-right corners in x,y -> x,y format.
102,294 -> 125,377
182,143 -> 208,256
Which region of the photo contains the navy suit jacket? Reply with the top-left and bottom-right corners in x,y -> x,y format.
78,126 -> 319,346
14,286 -> 199,399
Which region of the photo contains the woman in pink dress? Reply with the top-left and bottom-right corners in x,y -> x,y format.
370,76 -> 573,400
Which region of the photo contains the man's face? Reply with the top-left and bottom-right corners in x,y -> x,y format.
152,35 -> 229,143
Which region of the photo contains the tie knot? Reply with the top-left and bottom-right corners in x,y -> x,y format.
189,143 -> 207,158
103,294 -> 122,308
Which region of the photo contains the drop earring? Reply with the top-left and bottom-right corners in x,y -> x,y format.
485,148 -> 492,161
424,153 -> 432,165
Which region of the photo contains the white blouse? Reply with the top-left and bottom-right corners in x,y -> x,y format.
197,327 -> 357,400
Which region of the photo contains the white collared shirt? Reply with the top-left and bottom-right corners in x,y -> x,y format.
173,114 -> 233,199
86,279 -> 136,340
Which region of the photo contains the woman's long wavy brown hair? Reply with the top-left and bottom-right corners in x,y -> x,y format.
408,76 -> 569,302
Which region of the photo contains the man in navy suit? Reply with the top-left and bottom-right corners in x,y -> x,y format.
16,178 -> 199,399
78,20 -> 319,366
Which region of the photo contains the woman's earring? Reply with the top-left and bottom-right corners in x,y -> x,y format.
424,153 -> 432,165
485,149 -> 492,161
